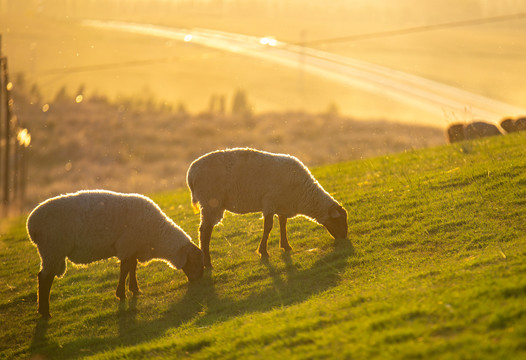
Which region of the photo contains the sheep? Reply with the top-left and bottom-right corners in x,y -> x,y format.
26,190 -> 204,318
500,118 -> 516,133
186,148 -> 348,268
501,117 -> 526,133
446,123 -> 465,143
464,121 -> 502,139
446,121 -> 502,143
516,117 -> 526,131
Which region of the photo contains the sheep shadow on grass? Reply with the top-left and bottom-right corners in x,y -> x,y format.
187,239 -> 356,328
29,241 -> 356,359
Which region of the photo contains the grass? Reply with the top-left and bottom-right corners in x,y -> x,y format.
1,132 -> 525,359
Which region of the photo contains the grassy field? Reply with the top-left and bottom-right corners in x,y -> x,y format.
1,132 -> 525,359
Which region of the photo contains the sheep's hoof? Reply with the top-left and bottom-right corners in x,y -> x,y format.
257,249 -> 269,258
116,290 -> 126,301
130,285 -> 141,296
38,309 -> 51,319
281,245 -> 293,252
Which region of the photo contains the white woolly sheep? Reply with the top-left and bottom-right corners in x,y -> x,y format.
500,118 -> 516,133
500,117 -> 526,133
464,121 -> 502,139
26,190 -> 204,318
446,121 -> 502,143
186,148 -> 348,268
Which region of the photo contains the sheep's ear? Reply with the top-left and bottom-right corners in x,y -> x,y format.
329,205 -> 342,219
173,244 -> 190,269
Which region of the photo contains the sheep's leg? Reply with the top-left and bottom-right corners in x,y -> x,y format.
37,270 -> 54,318
128,258 -> 141,296
116,259 -> 130,300
199,207 -> 224,268
199,222 -> 214,268
257,215 -> 273,258
278,215 -> 293,251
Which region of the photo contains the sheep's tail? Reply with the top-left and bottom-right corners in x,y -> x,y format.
191,196 -> 200,214
187,166 -> 200,214
188,181 -> 200,214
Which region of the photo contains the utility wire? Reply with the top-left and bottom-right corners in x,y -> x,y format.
39,56 -> 181,76
300,12 -> 526,46
37,12 -> 526,77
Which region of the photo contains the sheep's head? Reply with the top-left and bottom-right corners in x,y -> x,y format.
181,243 -> 204,281
322,204 -> 348,240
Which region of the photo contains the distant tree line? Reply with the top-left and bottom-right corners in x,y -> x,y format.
11,72 -> 254,118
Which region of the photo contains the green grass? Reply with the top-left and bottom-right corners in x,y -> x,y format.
1,133 -> 525,359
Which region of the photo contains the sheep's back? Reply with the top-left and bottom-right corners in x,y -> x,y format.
27,191 -> 165,264
190,149 -> 315,215
464,121 -> 502,139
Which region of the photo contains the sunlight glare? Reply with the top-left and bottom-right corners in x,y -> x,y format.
17,128 -> 31,147
184,34 -> 192,42
260,37 -> 277,46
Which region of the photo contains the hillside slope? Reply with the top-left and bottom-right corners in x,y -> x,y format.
0,132 -> 525,359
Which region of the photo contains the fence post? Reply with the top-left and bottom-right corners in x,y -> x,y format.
18,129 -> 30,213
0,34 -> 3,214
0,34 -> 30,215
1,57 -> 11,214
0,34 -> 8,215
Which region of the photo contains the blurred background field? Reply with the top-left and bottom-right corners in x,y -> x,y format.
1,0 -> 525,208
10,86 -> 444,207
2,1 -> 525,122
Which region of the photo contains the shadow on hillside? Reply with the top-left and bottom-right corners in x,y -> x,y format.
29,317 -> 50,354
30,241 -> 356,358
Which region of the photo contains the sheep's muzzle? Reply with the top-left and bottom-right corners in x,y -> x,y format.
182,244 -> 205,281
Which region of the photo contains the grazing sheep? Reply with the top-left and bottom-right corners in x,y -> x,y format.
446,123 -> 465,143
446,121 -> 502,143
464,121 -> 502,139
186,148 -> 348,268
499,117 -> 526,133
500,118 -> 517,133
515,117 -> 526,131
27,190 -> 204,318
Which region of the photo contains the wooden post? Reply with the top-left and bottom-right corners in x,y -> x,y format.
0,33 -> 8,215
1,56 -> 11,213
0,34 -> 3,213
0,34 -> 29,215
15,128 -> 30,213
19,142 -> 27,213
12,129 -> 19,205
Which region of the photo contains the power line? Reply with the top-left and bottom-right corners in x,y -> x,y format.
39,56 -> 181,76
37,49 -> 229,78
37,12 -> 526,77
300,12 -> 526,46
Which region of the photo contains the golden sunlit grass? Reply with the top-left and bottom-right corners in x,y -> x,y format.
1,132 -> 525,359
